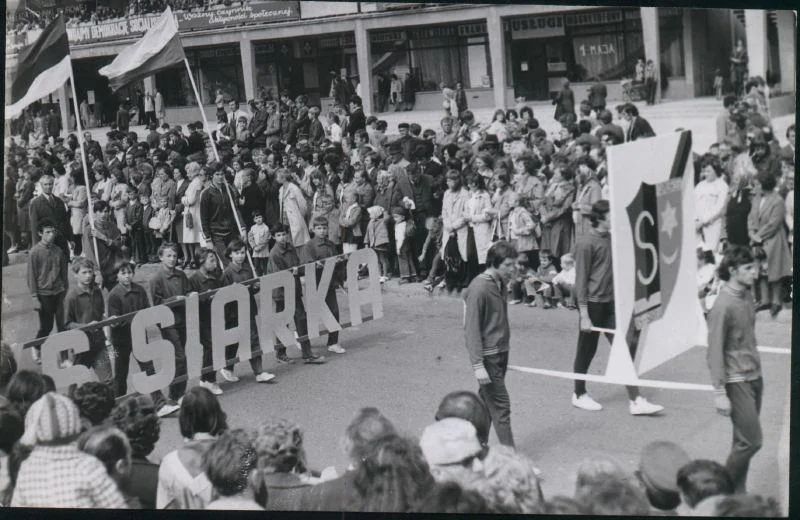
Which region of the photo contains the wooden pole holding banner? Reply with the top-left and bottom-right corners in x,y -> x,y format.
67,65 -> 100,266
183,58 -> 256,274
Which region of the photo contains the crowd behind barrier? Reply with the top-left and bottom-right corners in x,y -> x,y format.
0,71 -> 793,512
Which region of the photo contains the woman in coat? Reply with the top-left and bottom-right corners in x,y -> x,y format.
572,158 -> 602,240
540,160 -> 576,269
277,168 -> 310,249
172,166 -> 191,267
748,172 -> 791,318
490,172 -> 515,240
337,167 -> 362,253
465,173 -> 493,281
440,170 -> 471,288
553,79 -> 576,125
181,162 -> 205,266
108,169 -> 130,235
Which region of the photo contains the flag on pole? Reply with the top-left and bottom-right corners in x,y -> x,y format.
98,7 -> 185,92
5,14 -> 71,120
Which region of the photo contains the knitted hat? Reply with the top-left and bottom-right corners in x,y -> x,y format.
419,418 -> 482,466
638,441 -> 690,494
20,392 -> 83,446
367,206 -> 384,219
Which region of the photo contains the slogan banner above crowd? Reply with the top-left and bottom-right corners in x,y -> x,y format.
8,1 -> 299,50
33,249 -> 383,394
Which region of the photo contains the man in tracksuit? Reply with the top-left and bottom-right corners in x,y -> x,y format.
463,240 -> 518,448
707,245 -> 762,493
571,200 -> 663,416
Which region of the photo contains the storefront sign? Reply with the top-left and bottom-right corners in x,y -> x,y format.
565,10 -> 623,27
9,2 -> 300,50
370,30 -> 406,44
457,22 -> 487,37
507,15 -> 565,39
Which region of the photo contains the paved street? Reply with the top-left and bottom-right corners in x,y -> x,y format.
1,97 -> 793,502
1,257 -> 791,500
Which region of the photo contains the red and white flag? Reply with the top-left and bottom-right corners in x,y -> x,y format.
99,7 -> 185,92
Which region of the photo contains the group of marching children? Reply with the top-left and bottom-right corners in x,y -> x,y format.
27,214 -> 340,418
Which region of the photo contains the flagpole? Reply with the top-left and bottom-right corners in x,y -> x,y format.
67,64 -> 100,265
183,57 -> 256,273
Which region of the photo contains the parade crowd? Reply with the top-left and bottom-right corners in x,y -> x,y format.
0,363 -> 784,514
0,68 -> 793,513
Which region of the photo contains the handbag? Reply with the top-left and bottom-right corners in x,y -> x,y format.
185,211 -> 194,229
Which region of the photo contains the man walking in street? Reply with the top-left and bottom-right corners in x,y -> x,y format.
463,240 -> 518,447
707,245 -> 763,493
200,166 -> 245,266
571,200 -> 664,416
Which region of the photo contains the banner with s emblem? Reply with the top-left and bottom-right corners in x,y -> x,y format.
605,130 -> 707,382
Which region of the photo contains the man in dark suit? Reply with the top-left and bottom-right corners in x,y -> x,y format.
594,109 -> 625,144
82,130 -> 103,159
394,123 -> 423,163
186,122 -> 205,155
248,98 -> 269,148
346,96 -> 366,144
308,106 -> 325,147
454,82 -> 468,117
588,80 -> 607,114
623,104 -> 655,142
29,174 -> 71,258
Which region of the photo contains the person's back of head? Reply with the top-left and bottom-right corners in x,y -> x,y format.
435,391 -> 491,446
575,456 -> 628,496
0,398 -> 24,454
5,370 -> 47,419
352,434 -> 435,513
344,407 -> 396,466
544,495 -> 588,514
179,386 -> 228,440
577,477 -> 651,516
77,425 -> 132,489
712,493 -> 781,517
676,459 -> 734,509
109,395 -> 161,460
70,381 -> 115,427
204,429 -> 258,497
477,444 -> 545,514
414,481 -> 492,513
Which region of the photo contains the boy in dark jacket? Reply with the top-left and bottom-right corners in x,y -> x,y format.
300,217 -> 346,354
267,224 -> 325,365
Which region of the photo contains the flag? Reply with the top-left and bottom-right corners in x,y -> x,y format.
5,14 -> 71,120
98,7 -> 185,92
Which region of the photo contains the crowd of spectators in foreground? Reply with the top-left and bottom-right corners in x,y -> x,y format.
0,361 -> 784,514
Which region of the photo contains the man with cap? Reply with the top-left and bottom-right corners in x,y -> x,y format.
248,98 -> 269,147
635,440 -> 691,514
675,459 -> 734,515
394,123 -> 422,163
571,200 -> 664,416
346,96 -> 366,144
105,142 -> 124,172
187,122 -> 205,155
11,392 -> 128,508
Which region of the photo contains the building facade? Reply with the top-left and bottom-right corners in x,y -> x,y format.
5,3 -> 796,126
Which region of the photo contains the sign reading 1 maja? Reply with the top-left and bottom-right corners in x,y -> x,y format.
64,1 -> 299,45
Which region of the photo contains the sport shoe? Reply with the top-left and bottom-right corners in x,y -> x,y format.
526,300 -> 537,307
572,393 -> 603,411
6,245 -> 18,254
255,372 -> 277,383
629,396 -> 664,416
509,299 -> 522,305
303,354 -> 326,364
380,276 -> 388,284
157,401 -> 180,418
275,353 -> 295,364
219,368 -> 240,382
198,380 -> 223,395
327,344 -> 346,354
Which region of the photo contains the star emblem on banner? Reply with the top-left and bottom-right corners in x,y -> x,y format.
660,200 -> 678,239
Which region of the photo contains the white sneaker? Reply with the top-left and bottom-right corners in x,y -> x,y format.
255,372 -> 276,383
509,299 -> 522,305
30,348 -> 41,364
219,368 -> 240,382
156,402 -> 180,418
327,344 -> 346,354
629,396 -> 664,416
572,393 -> 603,411
379,276 -> 388,284
198,380 -> 223,395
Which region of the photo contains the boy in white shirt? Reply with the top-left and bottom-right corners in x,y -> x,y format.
552,253 -> 576,309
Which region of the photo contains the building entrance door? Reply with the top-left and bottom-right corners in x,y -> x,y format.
511,40 -> 549,100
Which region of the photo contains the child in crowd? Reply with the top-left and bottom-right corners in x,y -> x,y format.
301,217 -> 346,354
509,252 -> 536,305
247,210 -> 271,276
507,195 -> 540,271
364,206 -> 390,282
140,189 -> 157,263
552,253 -> 576,309
266,223 -> 325,365
697,247 -> 720,314
219,239 -> 276,385
63,257 -> 112,382
392,206 -> 417,284
27,219 -> 68,364
713,69 -> 724,100
525,249 -> 559,308
125,187 -> 145,265
149,242 -> 189,408
107,259 -> 176,416
189,248 -> 224,396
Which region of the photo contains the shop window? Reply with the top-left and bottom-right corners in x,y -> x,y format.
157,45 -> 245,107
571,33 -> 626,81
659,15 -> 685,77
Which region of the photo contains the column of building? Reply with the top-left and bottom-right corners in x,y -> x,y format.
641,7 -> 661,103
